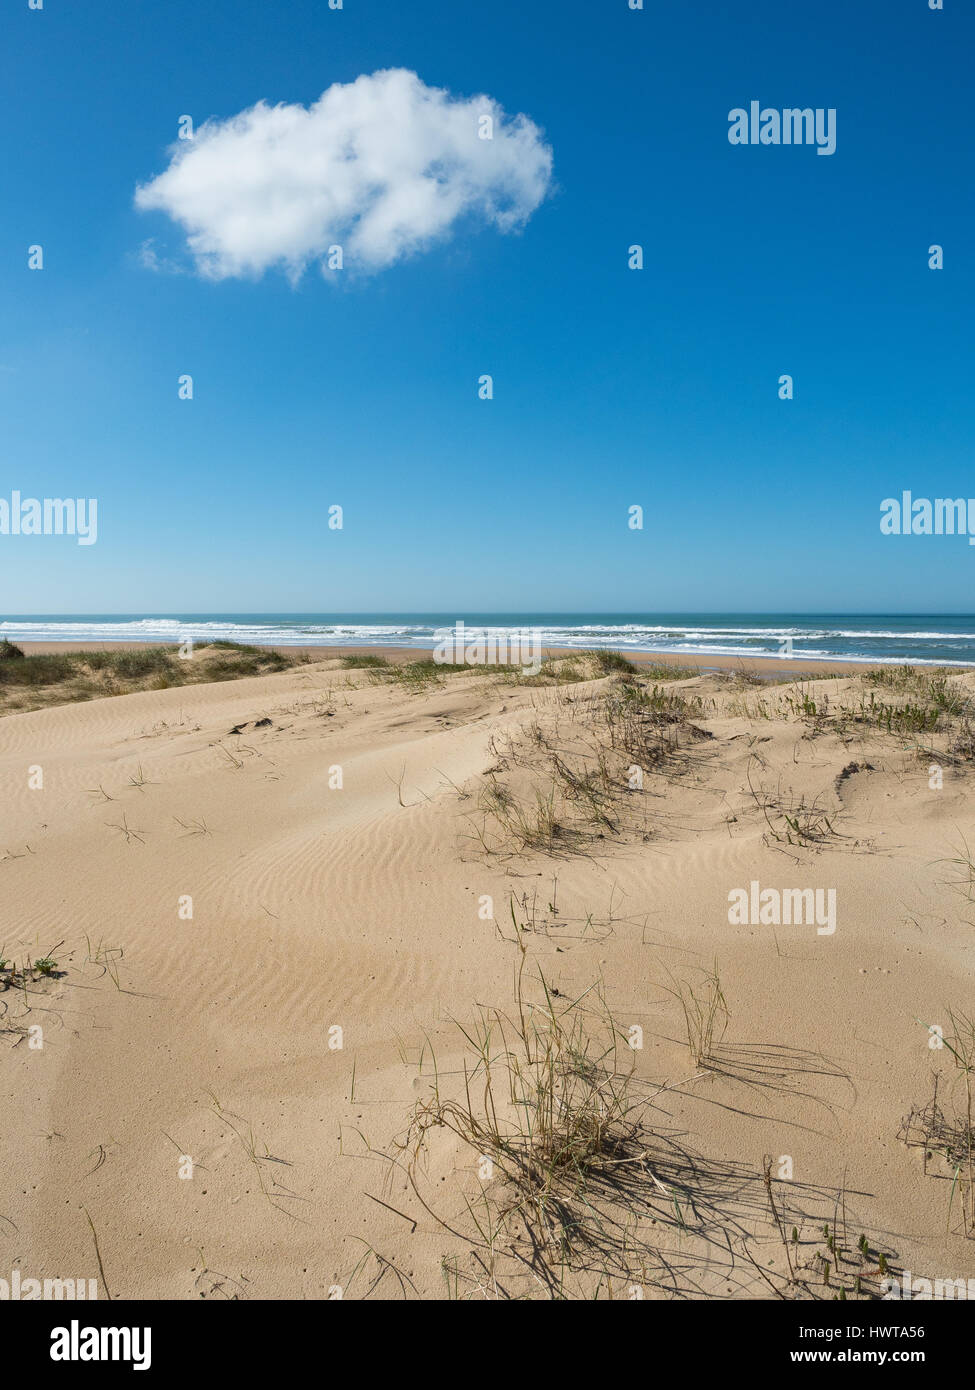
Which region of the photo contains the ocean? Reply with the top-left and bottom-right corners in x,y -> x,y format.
3,614 -> 975,666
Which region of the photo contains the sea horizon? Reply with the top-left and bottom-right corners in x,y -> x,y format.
4,612 -> 975,666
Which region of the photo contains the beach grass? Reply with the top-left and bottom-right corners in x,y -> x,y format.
0,640 -> 300,713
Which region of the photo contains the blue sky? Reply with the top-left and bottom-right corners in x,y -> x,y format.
1,0 -> 972,614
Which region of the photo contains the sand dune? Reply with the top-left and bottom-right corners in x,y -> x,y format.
2,654 -> 974,1299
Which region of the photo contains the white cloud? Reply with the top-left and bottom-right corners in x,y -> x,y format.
134,69 -> 553,280
134,238 -> 186,275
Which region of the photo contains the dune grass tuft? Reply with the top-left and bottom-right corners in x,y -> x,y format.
0,642 -> 300,714
395,932 -> 648,1277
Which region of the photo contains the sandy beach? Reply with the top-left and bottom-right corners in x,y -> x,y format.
2,649 -> 974,1300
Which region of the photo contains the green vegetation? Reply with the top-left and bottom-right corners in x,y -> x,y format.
0,640 -> 300,714
587,649 -> 638,675
340,653 -> 392,669
779,667 -> 972,740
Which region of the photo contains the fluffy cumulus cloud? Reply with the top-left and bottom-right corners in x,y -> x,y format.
135,69 -> 553,280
